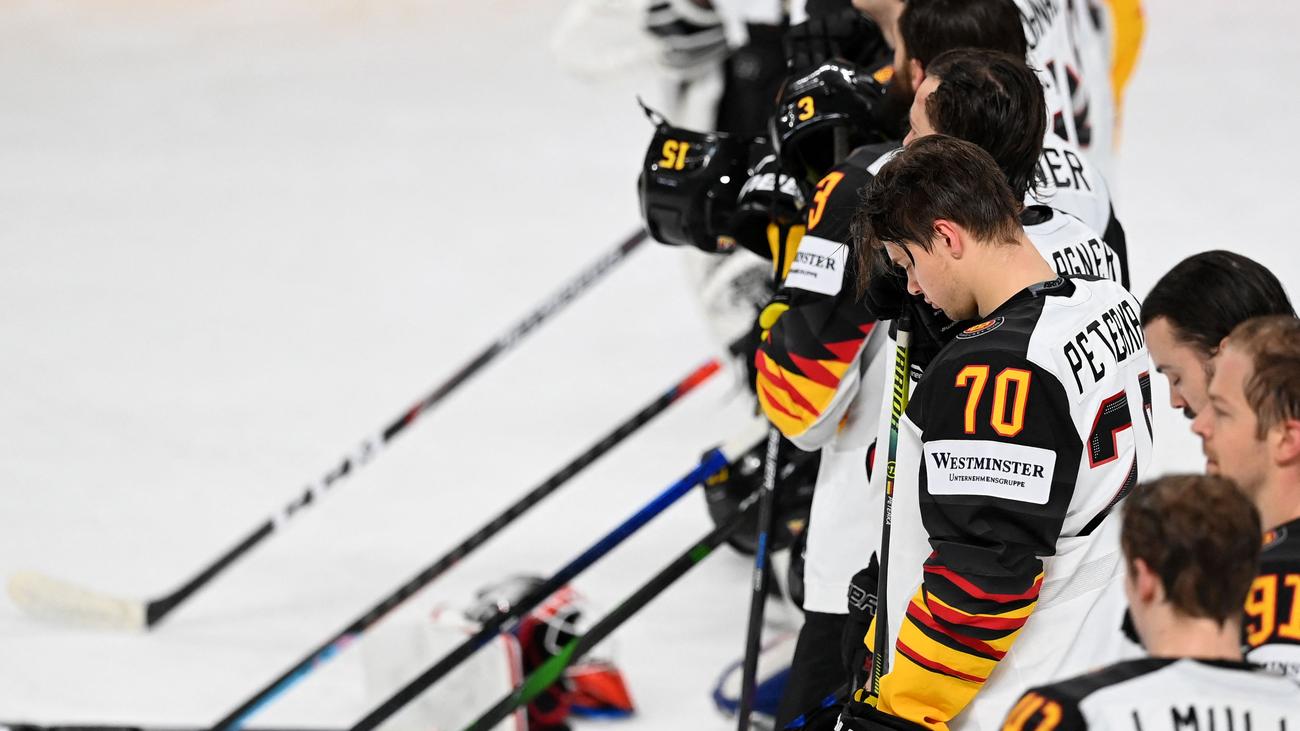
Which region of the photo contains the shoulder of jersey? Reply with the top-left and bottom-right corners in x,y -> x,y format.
1023,205 -> 1099,241
931,279 -> 1079,367
1024,658 -> 1178,709
1262,518 -> 1300,566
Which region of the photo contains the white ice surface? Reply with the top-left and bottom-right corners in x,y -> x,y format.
0,0 -> 1297,728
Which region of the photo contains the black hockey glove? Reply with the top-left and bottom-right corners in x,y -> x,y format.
730,153 -> 809,262
858,249 -> 909,321
898,299 -> 958,373
836,698 -> 930,731
784,6 -> 890,74
841,553 -> 879,685
644,0 -> 729,74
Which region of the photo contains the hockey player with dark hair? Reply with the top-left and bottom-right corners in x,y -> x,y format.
854,0 -> 1127,258
835,135 -> 1151,731
1140,251 -> 1294,420
1001,474 -> 1300,731
1192,315 -> 1300,679
854,0 -> 1128,177
756,42 -> 1125,729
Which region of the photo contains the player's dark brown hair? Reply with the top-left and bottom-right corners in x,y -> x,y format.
1140,251 -> 1294,358
924,49 -> 1046,200
852,135 -> 1021,280
1221,316 -> 1300,438
1121,474 -> 1261,625
899,0 -> 1028,70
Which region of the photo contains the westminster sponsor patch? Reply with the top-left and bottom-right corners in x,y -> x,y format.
783,235 -> 847,296
957,317 -> 1005,340
924,439 -> 1055,504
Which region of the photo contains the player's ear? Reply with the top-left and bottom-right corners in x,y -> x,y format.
932,219 -> 962,258
1130,558 -> 1162,604
909,58 -> 925,92
1270,418 -> 1300,466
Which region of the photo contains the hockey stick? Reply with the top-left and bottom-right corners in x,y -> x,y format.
348,448 -> 733,731
866,319 -> 911,701
7,229 -> 649,631
0,725 -> 335,731
734,426 -> 781,730
211,358 -> 721,731
464,493 -> 760,731
736,219 -> 795,731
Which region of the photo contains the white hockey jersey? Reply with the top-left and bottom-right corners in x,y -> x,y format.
1003,658 -> 1300,731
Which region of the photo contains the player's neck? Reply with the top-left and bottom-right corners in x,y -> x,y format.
969,232 -> 1059,318
1143,613 -> 1244,662
1261,470 -> 1300,530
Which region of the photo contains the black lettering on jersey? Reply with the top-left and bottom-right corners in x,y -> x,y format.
794,250 -> 837,271
1050,239 -> 1118,281
1160,705 -> 1267,731
1038,148 -> 1093,192
1019,0 -> 1059,51
929,452 -> 1047,478
1063,302 -> 1146,394
1172,706 -> 1198,731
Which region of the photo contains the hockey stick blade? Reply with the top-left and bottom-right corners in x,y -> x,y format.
7,229 -> 647,631
6,571 -> 145,631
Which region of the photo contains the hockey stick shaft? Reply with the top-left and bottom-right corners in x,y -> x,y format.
8,229 -> 647,631
736,219 -> 793,730
464,490 -> 759,730
867,324 -> 911,700
347,449 -> 731,731
212,357 -> 720,730
735,427 -> 781,730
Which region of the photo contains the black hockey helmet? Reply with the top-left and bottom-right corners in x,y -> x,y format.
769,59 -> 892,182
702,435 -> 819,555
637,104 -> 751,254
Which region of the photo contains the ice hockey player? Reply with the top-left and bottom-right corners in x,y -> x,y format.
854,0 -> 1120,176
757,39 -> 1124,731
906,49 -> 1125,285
1191,315 -> 1300,680
853,0 -> 1126,259
1140,251 -> 1294,420
1001,473 -> 1300,731
834,135 -> 1152,731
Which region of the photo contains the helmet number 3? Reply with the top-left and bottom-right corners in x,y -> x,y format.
797,96 -> 815,121
659,140 -> 691,171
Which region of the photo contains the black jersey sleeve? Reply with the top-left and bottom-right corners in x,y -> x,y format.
876,348 -> 1084,725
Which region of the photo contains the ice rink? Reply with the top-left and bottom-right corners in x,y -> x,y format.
2,0 -> 1297,728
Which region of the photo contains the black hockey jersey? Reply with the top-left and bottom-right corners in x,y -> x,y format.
1002,658 -> 1300,731
1245,517 -> 1300,680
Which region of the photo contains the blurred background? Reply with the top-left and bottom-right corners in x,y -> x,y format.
0,0 -> 1296,728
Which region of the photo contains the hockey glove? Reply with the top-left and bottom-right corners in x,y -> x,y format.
835,698 -> 929,731
841,553 -> 879,685
897,299 -> 958,373
644,0 -> 729,75
784,7 -> 890,74
730,153 -> 810,264
858,250 -> 910,322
